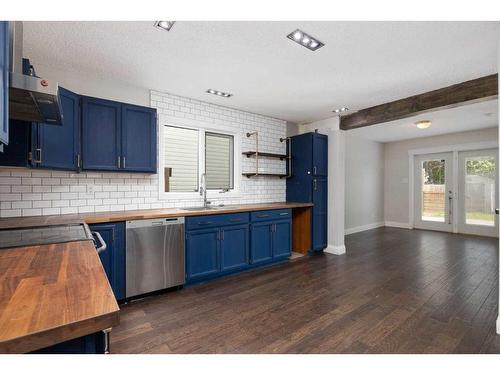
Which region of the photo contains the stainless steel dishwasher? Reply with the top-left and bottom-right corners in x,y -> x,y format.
126,217 -> 185,298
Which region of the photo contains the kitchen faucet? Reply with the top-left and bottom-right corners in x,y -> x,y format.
200,173 -> 211,208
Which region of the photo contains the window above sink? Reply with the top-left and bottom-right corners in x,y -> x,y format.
158,120 -> 241,201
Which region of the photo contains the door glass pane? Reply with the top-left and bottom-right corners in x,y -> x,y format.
421,159 -> 445,222
464,156 -> 495,227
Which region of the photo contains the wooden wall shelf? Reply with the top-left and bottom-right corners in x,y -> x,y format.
242,173 -> 288,179
242,151 -> 288,160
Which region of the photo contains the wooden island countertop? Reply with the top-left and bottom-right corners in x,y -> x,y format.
0,240 -> 120,354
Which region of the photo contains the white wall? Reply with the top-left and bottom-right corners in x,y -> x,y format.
384,127 -> 499,225
0,89 -> 287,218
345,133 -> 385,234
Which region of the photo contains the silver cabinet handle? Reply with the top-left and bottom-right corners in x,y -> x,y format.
257,214 -> 270,218
92,231 -> 107,254
122,156 -> 126,169
313,166 -> 317,175
76,154 -> 81,168
117,156 -> 121,168
279,212 -> 289,216
313,179 -> 317,191
34,148 -> 42,163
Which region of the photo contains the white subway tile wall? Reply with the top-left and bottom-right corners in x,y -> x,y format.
0,91 -> 287,218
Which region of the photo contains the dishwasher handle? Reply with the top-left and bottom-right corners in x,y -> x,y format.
92,231 -> 107,254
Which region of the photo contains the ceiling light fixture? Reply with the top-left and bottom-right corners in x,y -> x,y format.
333,107 -> 349,114
206,89 -> 232,98
286,29 -> 324,51
154,21 -> 175,31
415,120 -> 432,129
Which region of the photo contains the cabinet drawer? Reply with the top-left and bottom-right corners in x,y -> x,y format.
186,212 -> 249,230
250,209 -> 292,222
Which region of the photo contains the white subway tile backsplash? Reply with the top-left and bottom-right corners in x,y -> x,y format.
0,90 -> 286,218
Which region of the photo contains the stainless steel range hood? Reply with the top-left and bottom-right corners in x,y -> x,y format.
8,22 -> 62,125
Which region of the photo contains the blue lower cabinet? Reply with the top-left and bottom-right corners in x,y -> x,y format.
185,210 -> 292,283
273,220 -> 292,258
186,228 -> 220,280
220,224 -> 249,272
250,222 -> 273,265
31,332 -> 105,354
89,222 -> 125,301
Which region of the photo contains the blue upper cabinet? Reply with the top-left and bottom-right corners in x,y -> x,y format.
82,96 -> 157,173
82,97 -> 122,171
35,87 -> 81,170
121,104 -> 157,173
313,133 -> 328,176
0,21 -> 9,145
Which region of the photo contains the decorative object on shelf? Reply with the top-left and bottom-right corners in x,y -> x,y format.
242,132 -> 290,178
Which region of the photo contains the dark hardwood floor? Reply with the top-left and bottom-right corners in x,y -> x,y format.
111,227 -> 500,354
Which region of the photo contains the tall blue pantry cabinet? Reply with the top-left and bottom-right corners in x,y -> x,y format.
286,132 -> 328,252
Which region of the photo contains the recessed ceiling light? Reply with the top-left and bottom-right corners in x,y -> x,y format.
415,120 -> 432,129
206,89 -> 232,98
154,21 -> 175,31
333,107 -> 349,114
286,29 -> 324,51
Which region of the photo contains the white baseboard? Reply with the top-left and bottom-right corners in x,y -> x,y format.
384,221 -> 412,229
345,222 -> 385,235
324,245 -> 346,255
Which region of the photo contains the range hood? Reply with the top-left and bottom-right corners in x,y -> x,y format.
8,22 -> 62,125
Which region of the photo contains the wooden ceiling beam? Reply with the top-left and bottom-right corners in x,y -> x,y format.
340,74 -> 498,131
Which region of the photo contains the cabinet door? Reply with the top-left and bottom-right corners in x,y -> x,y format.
0,21 -> 8,145
36,87 -> 80,171
220,224 -> 249,272
82,97 -> 121,171
250,222 -> 273,265
312,177 -> 328,251
186,228 -> 220,280
273,220 -> 292,258
89,222 -> 126,301
286,133 -> 313,203
0,120 -> 30,167
121,104 -> 157,173
313,133 -> 328,176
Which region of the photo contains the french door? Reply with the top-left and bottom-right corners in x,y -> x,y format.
414,152 -> 453,232
457,149 -> 498,237
414,149 -> 498,237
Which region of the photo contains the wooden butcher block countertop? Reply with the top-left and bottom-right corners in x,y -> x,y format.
0,202 -> 313,229
0,240 -> 120,353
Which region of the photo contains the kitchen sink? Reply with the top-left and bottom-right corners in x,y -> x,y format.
182,205 -> 238,211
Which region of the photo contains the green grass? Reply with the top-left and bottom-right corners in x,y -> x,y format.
466,212 -> 494,221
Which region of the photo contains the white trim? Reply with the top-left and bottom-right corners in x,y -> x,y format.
345,222 -> 385,235
385,221 -> 411,229
324,245 -> 346,255
408,154 -> 414,228
497,315 -> 500,335
452,150 -> 459,233
407,141 -> 498,156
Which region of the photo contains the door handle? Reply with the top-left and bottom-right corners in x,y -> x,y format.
313,179 -> 317,191
34,148 -> 42,163
313,166 -> 317,175
448,190 -> 453,225
496,208 -> 499,215
117,156 -> 121,168
122,156 -> 126,169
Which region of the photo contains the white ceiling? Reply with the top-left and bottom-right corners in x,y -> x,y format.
22,21 -> 500,124
348,99 -> 498,143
